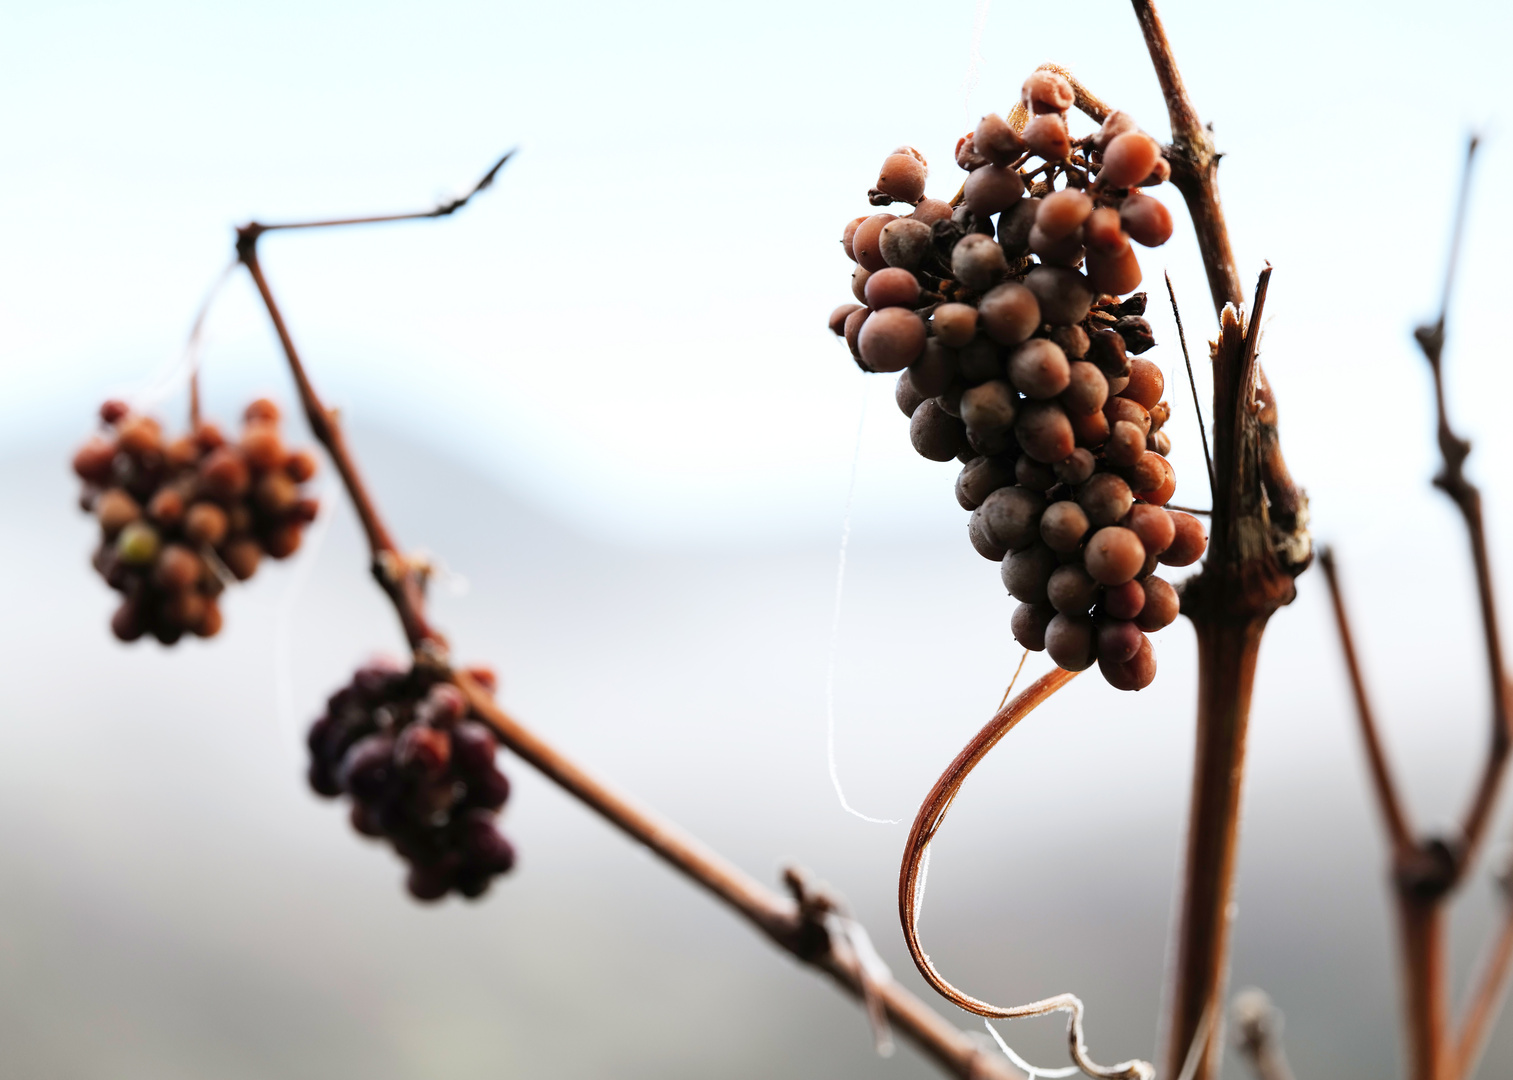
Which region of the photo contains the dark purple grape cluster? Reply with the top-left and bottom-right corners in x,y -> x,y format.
307,659 -> 516,902
827,69 -> 1208,690
72,398 -> 319,644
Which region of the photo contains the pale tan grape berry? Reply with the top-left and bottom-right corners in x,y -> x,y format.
1022,113 -> 1071,159
1014,400 -> 1075,463
1093,110 -> 1138,150
963,164 -> 1026,216
1024,267 -> 1092,326
1022,70 -> 1074,114
1105,419 -> 1147,467
1069,408 -> 1110,448
1104,396 -> 1151,435
974,112 -> 1025,164
1040,499 -> 1090,553
1084,526 -> 1146,586
1119,358 -> 1165,409
896,371 -> 926,418
1047,563 -> 1098,615
1099,132 -> 1162,188
1099,633 -> 1156,691
1050,324 -> 1089,359
910,399 -> 969,462
842,216 -> 867,262
858,307 -> 926,372
1097,619 -> 1144,665
1060,361 -> 1108,415
1120,193 -> 1174,247
843,307 -> 870,360
877,152 -> 927,204
852,213 -> 897,272
911,198 -> 954,225
1078,472 -> 1134,526
977,486 -> 1046,551
978,283 -> 1040,345
1035,189 -> 1092,239
829,303 -> 862,336
1083,206 -> 1125,249
1012,602 -> 1055,651
1123,503 -> 1175,557
1014,455 -> 1057,492
1053,447 -> 1095,486
880,218 -> 934,269
1008,339 -> 1071,399
1135,576 -> 1180,630
1085,239 -> 1143,294
1160,512 -> 1208,566
1001,543 -> 1058,604
851,265 -> 870,303
1046,613 -> 1097,671
910,338 -> 959,396
998,198 -> 1039,258
961,380 -> 1017,435
863,267 -> 921,309
931,303 -> 979,347
956,455 -> 1015,510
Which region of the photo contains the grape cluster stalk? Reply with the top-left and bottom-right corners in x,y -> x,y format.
828,69 -> 1206,690
307,659 -> 516,901
72,397 -> 319,644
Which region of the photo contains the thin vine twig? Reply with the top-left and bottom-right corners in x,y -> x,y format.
234,157 -> 1024,1080
1164,270 -> 1215,501
1319,135 -> 1513,1080
897,667 -> 1154,1080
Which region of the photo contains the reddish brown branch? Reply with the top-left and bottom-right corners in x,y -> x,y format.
1454,872 -> 1513,1078
239,150 -> 513,243
451,669 -> 1020,1080
234,166 -> 1024,1080
1128,6 -> 1311,1076
1317,548 -> 1414,854
236,233 -> 442,652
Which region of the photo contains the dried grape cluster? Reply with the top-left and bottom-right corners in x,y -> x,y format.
307,659 -> 516,901
72,398 -> 319,644
827,69 -> 1207,690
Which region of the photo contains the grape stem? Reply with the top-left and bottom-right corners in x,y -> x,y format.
1230,989 -> 1297,1080
1319,137 -> 1513,1080
1128,5 -> 1312,1079
896,666 -> 1155,1080
232,160 -> 1025,1080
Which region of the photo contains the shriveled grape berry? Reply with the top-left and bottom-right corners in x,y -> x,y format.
859,308 -> 926,372
952,233 -> 1008,291
75,399 -> 319,644
1084,526 -> 1146,585
1161,512 -> 1208,566
825,73 -> 1184,690
1012,602 -> 1054,651
308,663 -> 516,902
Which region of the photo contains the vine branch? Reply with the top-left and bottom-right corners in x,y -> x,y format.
234,158 -> 1022,1080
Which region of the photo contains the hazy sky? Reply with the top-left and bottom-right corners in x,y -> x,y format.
4,0 -> 1512,550
5,4 -> 1513,1075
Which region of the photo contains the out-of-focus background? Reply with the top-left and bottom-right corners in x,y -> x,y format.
3,1 -> 1512,1076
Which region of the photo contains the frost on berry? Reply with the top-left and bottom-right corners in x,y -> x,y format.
824,72 -> 1189,690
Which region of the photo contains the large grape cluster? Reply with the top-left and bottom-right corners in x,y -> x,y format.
306,659 -> 516,902
72,398 -> 319,644
827,70 -> 1207,691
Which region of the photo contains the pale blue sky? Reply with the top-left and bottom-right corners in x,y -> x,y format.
3,0 -> 1510,547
